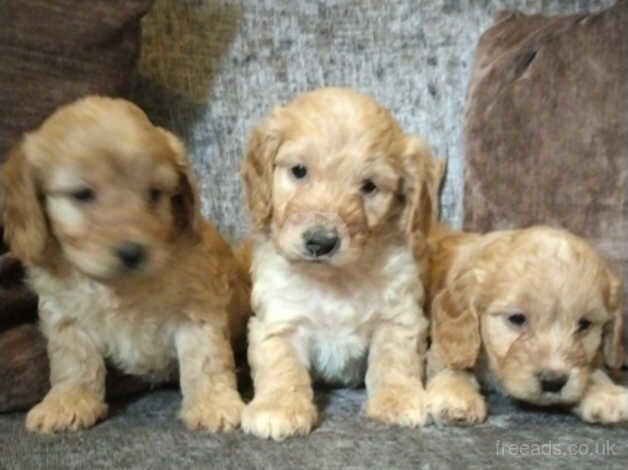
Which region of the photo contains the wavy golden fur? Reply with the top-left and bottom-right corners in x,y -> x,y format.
2,96 -> 251,433
240,87 -> 436,440
425,221 -> 627,425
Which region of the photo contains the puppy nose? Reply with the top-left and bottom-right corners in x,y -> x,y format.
115,242 -> 147,269
538,370 -> 568,393
303,226 -> 339,257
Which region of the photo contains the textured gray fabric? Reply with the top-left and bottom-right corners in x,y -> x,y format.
132,0 -> 615,241
1,377 -> 627,470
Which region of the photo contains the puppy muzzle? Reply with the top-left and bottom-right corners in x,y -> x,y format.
276,211 -> 350,262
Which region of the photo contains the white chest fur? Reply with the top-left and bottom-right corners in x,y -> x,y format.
29,268 -> 180,382
251,240 -> 422,386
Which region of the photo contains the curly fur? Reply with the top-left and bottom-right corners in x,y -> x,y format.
2,96 -> 251,433
425,223 -> 627,426
240,88 -> 435,440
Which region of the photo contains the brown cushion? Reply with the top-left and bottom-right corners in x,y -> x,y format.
0,0 -> 154,158
463,1 -> 628,361
0,324 -> 150,412
0,255 -> 37,332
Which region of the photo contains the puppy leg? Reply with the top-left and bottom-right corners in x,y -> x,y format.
176,322 -> 244,432
26,322 -> 107,433
573,369 -> 628,424
426,369 -> 487,426
365,318 -> 427,427
241,317 -> 317,441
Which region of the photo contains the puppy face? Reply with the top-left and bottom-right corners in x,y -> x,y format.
242,88 -> 429,267
2,97 -> 198,280
433,228 -> 623,406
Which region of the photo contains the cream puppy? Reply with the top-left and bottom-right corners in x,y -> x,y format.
426,223 -> 627,425
240,87 -> 434,440
2,97 -> 251,433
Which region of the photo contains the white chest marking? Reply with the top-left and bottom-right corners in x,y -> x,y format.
252,241 -> 421,386
30,269 -> 180,382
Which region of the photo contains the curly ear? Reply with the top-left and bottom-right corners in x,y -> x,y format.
431,270 -> 482,369
602,270 -> 624,369
1,142 -> 50,265
416,151 -> 447,236
398,136 -> 427,234
157,128 -> 200,235
240,116 -> 281,232
400,137 -> 444,236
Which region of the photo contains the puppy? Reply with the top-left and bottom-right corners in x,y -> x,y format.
426,223 -> 627,425
2,96 -> 251,433
240,87 -> 434,440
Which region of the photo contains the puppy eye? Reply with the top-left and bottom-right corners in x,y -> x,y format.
291,165 -> 307,179
507,312 -> 527,327
576,318 -> 592,333
360,179 -> 378,195
148,188 -> 163,204
71,187 -> 95,203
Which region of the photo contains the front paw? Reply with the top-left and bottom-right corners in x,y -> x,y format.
427,386 -> 486,426
180,390 -> 244,432
366,385 -> 426,427
574,384 -> 628,424
241,395 -> 318,441
26,389 -> 107,433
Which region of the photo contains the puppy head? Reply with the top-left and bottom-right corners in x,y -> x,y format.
242,87 -> 431,267
2,96 -> 199,280
433,227 -> 623,406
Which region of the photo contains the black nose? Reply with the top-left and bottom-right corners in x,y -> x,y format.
303,226 -> 339,257
116,242 -> 147,269
538,370 -> 568,393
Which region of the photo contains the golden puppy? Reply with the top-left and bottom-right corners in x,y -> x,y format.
240,87 -> 434,440
2,96 -> 251,433
426,223 -> 626,425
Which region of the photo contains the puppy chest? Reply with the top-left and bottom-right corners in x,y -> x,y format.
97,313 -> 179,381
279,291 -> 380,386
37,282 -> 180,382
301,328 -> 369,387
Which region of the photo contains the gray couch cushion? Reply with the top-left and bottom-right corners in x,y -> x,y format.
1,381 -> 627,469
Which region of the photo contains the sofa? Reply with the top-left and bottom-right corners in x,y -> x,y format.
1,1 -> 626,468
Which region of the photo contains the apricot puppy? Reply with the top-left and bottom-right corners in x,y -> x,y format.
240,87 -> 433,440
426,224 -> 626,425
2,97 -> 251,433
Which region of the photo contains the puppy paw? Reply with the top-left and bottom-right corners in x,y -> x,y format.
26,389 -> 107,433
574,384 -> 628,424
365,385 -> 426,427
428,387 -> 487,426
180,390 -> 244,432
241,395 -> 318,441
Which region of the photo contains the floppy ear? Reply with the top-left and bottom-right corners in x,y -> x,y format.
157,128 -> 200,235
602,270 -> 624,369
240,115 -> 281,232
398,136 -> 429,234
416,152 -> 447,236
1,142 -> 50,265
400,136 -> 444,236
431,270 -> 483,369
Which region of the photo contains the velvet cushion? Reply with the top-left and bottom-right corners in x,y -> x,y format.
0,0 -> 154,157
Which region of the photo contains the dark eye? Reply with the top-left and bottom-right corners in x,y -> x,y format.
577,318 -> 592,333
508,312 -> 527,327
360,179 -> 378,195
291,165 -> 307,179
71,187 -> 95,203
148,188 -> 163,204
